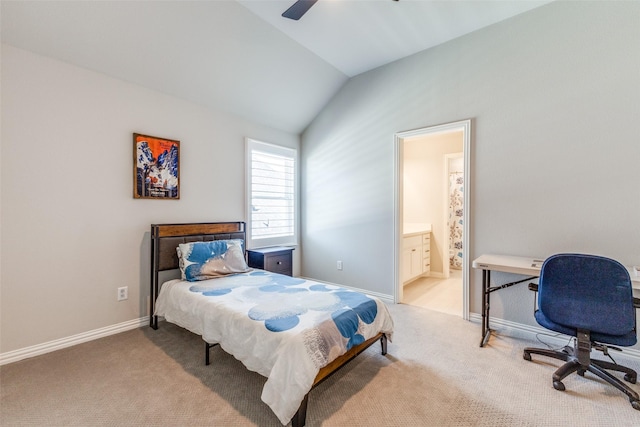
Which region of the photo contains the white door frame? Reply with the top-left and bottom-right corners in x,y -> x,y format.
393,119 -> 471,320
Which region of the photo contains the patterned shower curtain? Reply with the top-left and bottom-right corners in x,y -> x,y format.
448,172 -> 464,269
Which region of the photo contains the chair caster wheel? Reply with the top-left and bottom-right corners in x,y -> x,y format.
631,400 -> 640,411
553,380 -> 565,391
624,373 -> 637,384
577,369 -> 586,377
523,352 -> 531,361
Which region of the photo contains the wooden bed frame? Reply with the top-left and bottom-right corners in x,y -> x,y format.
150,222 -> 388,427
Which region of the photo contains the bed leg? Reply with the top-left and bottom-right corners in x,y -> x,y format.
150,315 -> 158,330
204,342 -> 218,366
380,334 -> 387,355
291,394 -> 308,427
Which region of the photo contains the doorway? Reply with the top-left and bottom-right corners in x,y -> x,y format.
394,120 -> 471,320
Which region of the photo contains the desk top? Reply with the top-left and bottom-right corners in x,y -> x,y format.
472,254 -> 640,287
472,254 -> 544,276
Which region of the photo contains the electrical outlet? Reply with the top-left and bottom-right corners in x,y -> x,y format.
337,260 -> 343,270
117,286 -> 128,301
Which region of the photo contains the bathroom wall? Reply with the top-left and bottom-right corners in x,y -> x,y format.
403,131 -> 463,276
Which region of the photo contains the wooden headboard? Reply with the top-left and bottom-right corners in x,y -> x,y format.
149,222 -> 246,329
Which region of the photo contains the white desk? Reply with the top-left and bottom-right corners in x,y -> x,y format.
472,254 -> 640,347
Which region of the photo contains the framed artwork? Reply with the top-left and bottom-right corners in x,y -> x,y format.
133,133 -> 180,199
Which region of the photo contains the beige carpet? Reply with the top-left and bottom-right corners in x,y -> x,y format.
2,303 -> 640,426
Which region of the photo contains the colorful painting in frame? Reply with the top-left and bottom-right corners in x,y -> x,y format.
133,133 -> 180,199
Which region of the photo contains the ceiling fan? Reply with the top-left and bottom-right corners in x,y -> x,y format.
282,0 -> 399,21
282,0 -> 318,21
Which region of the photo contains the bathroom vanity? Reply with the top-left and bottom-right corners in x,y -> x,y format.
402,223 -> 431,284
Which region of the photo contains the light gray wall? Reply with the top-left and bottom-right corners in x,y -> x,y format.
0,44 -> 299,354
301,2 -> 640,333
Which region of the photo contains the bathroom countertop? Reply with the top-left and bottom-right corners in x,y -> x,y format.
403,223 -> 432,237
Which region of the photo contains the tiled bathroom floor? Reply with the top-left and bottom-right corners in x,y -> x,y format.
402,269 -> 463,316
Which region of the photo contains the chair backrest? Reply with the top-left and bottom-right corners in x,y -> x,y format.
538,253 -> 635,336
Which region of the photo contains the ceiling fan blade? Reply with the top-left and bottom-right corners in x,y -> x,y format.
282,0 -> 318,21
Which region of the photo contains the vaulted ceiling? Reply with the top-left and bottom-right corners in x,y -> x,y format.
1,1 -> 551,133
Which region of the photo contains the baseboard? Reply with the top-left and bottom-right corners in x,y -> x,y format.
469,313 -> 640,361
426,272 -> 446,279
0,277 -> 395,366
5,306 -> 638,366
0,317 -> 149,366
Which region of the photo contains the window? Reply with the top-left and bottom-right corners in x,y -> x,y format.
246,138 -> 298,248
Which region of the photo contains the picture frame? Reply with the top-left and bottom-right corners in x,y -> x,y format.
133,133 -> 180,199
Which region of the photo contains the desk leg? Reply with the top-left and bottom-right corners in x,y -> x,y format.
480,269 -> 491,347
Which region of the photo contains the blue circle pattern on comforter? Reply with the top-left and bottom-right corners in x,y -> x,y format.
189,270 -> 378,350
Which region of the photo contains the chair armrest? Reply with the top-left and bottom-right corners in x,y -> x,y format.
528,283 -> 538,292
634,297 -> 640,309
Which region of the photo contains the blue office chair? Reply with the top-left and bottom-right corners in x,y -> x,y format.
523,253 -> 640,410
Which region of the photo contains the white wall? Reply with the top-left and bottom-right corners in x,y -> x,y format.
0,45 -> 299,355
301,2 -> 640,338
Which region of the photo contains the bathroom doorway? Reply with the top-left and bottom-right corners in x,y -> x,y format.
394,120 -> 471,319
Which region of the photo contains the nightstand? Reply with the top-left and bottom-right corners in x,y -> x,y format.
247,247 -> 294,277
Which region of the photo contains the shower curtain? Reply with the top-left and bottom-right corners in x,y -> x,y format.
448,172 -> 464,269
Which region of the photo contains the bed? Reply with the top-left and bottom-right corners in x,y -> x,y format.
149,222 -> 394,426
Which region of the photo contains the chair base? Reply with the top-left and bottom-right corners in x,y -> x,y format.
523,343 -> 640,410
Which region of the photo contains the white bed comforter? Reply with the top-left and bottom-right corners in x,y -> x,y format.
154,269 -> 394,424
